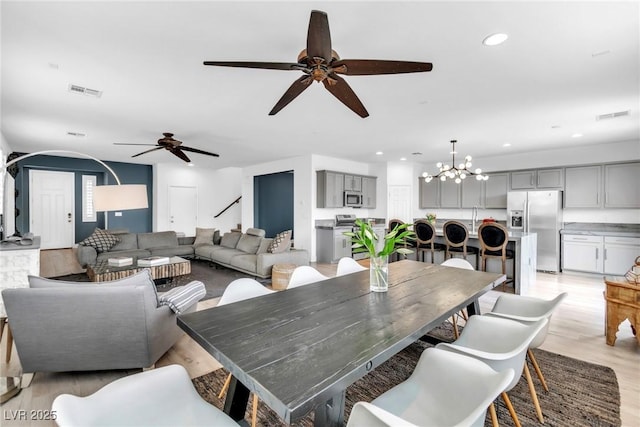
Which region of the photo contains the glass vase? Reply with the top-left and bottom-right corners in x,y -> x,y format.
369,255 -> 389,292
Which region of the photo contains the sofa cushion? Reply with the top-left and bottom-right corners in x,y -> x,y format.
158,281 -> 206,314
194,228 -> 217,246
230,254 -> 258,274
137,231 -> 178,250
220,232 -> 242,249
195,245 -> 226,259
110,233 -> 138,251
150,246 -> 194,258
268,230 -> 292,253
80,228 -> 119,253
236,234 -> 262,254
246,228 -> 266,238
212,248 -> 244,265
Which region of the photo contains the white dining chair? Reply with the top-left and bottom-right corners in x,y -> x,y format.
336,257 -> 367,276
217,278 -> 276,427
485,293 -> 568,393
347,347 -> 514,427
436,315 -> 548,427
52,364 -> 237,427
286,265 -> 329,288
440,258 -> 475,339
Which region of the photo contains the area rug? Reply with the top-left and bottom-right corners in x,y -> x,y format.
192,332 -> 620,426
51,259 -> 259,300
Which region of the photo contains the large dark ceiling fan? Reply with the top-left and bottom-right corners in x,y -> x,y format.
203,10 -> 433,118
114,133 -> 219,163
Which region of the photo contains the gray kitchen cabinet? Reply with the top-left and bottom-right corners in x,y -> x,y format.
461,177 -> 484,208
317,170 -> 344,208
419,178 -> 439,208
484,173 -> 509,208
510,170 -> 537,190
604,163 -> 640,208
361,176 -> 377,208
344,174 -> 362,192
564,165 -> 602,208
440,179 -> 461,208
536,169 -> 563,189
604,236 -> 640,275
316,228 -> 352,263
562,234 -> 603,273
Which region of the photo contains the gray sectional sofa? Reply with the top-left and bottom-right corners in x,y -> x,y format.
195,228 -> 309,278
77,230 -> 199,267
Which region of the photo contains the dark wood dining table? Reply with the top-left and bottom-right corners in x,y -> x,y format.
177,259 -> 505,426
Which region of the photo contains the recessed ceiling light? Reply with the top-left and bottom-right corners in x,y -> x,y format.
400,157 -> 407,161
375,151 -> 384,156
571,133 -> 583,138
503,143 -> 511,147
188,163 -> 194,167
483,33 -> 508,46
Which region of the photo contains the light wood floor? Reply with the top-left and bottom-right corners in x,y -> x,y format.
1,264 -> 638,426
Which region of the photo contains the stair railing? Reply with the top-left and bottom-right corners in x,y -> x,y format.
214,196 -> 241,218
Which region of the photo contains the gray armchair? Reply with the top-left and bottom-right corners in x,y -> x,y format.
2,270 -> 202,374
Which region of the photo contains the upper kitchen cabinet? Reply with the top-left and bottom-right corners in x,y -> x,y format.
361,176 -> 377,208
564,165 -> 602,208
484,173 -> 509,208
604,163 -> 640,208
461,177 -> 484,208
440,179 -> 461,208
419,177 -> 439,208
510,169 -> 563,190
317,170 -> 344,208
344,174 -> 362,192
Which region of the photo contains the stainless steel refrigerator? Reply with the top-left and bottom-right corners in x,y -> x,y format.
507,190 -> 563,273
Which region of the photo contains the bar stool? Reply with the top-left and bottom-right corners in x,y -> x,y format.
413,219 -> 445,263
442,220 -> 479,268
478,222 -> 515,291
388,219 -> 415,262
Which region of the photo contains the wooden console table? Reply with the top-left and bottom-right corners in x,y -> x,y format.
604,276 -> 640,346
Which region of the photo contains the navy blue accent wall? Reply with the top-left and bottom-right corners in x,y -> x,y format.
254,171 -> 294,239
12,154 -> 152,242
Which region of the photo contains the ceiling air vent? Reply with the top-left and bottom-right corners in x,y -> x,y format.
596,110 -> 630,121
68,84 -> 102,98
66,131 -> 86,137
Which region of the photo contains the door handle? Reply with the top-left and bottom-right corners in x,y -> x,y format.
67,212 -> 72,223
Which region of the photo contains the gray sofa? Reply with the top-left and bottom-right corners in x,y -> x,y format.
77,230 -> 205,267
195,228 -> 309,278
2,270 -> 203,373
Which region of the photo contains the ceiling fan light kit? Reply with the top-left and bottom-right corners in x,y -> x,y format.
203,10 -> 433,118
422,140 -> 488,184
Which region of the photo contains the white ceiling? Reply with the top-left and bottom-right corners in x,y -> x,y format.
2,1 -> 638,170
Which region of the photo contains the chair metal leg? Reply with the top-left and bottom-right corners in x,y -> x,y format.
489,402 -> 500,427
528,349 -> 549,392
523,363 -> 544,423
501,392 -> 522,427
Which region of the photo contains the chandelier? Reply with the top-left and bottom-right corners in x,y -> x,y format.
422,140 -> 488,184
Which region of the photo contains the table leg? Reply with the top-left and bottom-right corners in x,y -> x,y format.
314,390 -> 345,427
224,376 -> 250,422
466,299 -> 481,316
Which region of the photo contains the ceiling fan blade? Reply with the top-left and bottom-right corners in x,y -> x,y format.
204,61 -> 305,71
269,75 -> 313,116
170,148 -> 191,163
306,10 -> 332,61
332,59 -> 433,75
114,143 -> 157,146
180,146 -> 220,157
322,74 -> 369,118
131,146 -> 164,158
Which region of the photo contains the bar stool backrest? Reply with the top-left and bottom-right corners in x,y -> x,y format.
478,222 -> 509,254
443,220 -> 469,248
414,220 -> 436,246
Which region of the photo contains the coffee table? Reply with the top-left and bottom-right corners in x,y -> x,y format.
87,256 -> 191,282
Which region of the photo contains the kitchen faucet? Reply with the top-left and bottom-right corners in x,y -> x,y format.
471,206 -> 478,233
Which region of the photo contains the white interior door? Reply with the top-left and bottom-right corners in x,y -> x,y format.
168,186 -> 197,236
387,185 -> 412,223
29,170 -> 75,249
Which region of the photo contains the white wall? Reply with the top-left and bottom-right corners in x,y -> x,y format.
154,163 -> 242,234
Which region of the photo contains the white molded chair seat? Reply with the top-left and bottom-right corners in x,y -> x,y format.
347,347 -> 514,427
217,278 -> 276,427
52,364 -> 237,427
287,266 -> 329,288
336,257 -> 367,276
436,315 -> 548,427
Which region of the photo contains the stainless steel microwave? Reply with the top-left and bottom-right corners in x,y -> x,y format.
344,191 -> 363,207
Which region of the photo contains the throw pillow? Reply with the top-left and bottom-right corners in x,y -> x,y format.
236,234 -> 262,254
79,228 -> 119,253
158,280 -> 206,314
194,227 -> 216,246
268,230 -> 292,253
220,232 -> 242,249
